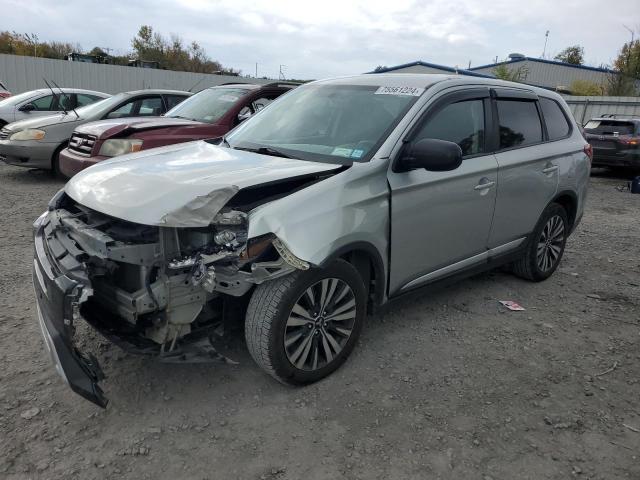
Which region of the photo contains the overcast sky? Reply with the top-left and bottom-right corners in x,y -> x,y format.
3,0 -> 637,79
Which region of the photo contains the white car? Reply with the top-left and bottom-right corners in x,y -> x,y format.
0,88 -> 109,127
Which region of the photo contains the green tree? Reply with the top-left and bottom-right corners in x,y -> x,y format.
555,45 -> 584,65
570,79 -> 604,96
607,39 -> 640,96
493,63 -> 529,82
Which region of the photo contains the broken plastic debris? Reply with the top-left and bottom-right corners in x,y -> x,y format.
499,300 -> 525,311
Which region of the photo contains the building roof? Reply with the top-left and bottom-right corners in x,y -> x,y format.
367,61 -> 494,78
469,57 -> 614,74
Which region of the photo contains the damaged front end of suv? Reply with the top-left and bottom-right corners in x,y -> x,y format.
32,140 -> 349,407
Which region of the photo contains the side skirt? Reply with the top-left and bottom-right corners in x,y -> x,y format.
379,244 -> 527,313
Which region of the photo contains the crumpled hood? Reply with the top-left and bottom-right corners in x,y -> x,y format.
65,140 -> 343,227
76,116 -> 203,139
5,113 -> 80,131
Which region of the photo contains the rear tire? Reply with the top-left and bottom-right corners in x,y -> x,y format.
512,203 -> 568,282
245,259 -> 366,385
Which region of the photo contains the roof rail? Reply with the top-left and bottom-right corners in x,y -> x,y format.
600,113 -> 640,119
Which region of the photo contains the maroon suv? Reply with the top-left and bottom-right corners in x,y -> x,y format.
59,82 -> 297,177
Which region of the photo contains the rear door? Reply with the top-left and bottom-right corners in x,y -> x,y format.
488,89 -> 559,249
388,88 -> 499,294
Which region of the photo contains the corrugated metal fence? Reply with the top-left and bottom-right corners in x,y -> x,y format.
0,54 -> 272,94
562,95 -> 640,125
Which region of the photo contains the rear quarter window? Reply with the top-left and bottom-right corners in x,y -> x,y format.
496,99 -> 543,149
540,97 -> 571,140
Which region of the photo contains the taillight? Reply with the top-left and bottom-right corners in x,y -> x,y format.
584,144 -> 593,162
0,92 -> 10,99
619,137 -> 640,146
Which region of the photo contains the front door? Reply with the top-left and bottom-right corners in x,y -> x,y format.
388,90 -> 498,295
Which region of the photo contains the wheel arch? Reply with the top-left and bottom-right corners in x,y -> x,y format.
51,141 -> 69,171
319,241 -> 386,313
551,190 -> 578,230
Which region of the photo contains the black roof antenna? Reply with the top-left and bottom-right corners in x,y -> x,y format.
187,75 -> 206,92
51,79 -> 79,119
42,78 -> 61,112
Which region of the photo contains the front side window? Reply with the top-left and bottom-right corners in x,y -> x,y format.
227,84 -> 420,163
166,87 -> 251,123
497,100 -> 543,149
414,99 -> 485,156
31,94 -> 55,111
540,97 -> 570,140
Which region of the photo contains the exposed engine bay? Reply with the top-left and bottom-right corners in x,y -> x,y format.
43,191 -> 308,363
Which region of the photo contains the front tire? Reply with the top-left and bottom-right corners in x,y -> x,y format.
512,203 -> 568,282
245,259 -> 366,385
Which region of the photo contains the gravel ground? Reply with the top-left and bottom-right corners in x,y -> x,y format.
1,163 -> 639,480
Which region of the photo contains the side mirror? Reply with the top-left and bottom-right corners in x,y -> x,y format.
398,138 -> 463,172
19,103 -> 36,112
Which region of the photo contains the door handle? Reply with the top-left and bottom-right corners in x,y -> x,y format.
474,180 -> 495,191
542,164 -> 559,174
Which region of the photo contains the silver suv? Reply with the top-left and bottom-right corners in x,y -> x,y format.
32,74 -> 590,406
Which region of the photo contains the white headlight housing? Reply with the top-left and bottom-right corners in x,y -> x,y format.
9,129 -> 46,141
98,139 -> 143,157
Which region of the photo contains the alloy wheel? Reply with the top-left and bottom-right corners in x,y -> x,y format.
284,278 -> 357,371
536,214 -> 565,272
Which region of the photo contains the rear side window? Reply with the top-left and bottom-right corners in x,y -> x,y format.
584,120 -> 635,136
76,94 -> 102,107
540,97 -> 570,140
496,100 -> 543,149
165,95 -> 188,110
414,99 -> 485,156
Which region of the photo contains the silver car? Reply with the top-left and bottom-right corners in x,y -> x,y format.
0,89 -> 190,174
32,74 -> 590,406
0,88 -> 108,126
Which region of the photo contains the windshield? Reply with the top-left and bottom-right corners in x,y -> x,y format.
226,84 -> 421,163
165,87 -> 250,123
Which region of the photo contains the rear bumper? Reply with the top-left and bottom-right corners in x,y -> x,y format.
0,140 -> 56,169
592,150 -> 640,167
58,148 -> 107,177
32,213 -> 107,407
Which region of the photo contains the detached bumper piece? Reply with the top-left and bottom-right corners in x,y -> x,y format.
33,222 -> 107,407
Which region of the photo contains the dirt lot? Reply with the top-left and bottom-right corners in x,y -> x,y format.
0,163 -> 639,480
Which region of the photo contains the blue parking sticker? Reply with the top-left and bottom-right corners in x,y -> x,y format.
351,149 -> 364,158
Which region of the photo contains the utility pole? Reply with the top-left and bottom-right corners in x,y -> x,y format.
279,64 -> 286,80
541,30 -> 549,59
623,24 -> 635,44
255,62 -> 258,78
25,33 -> 39,57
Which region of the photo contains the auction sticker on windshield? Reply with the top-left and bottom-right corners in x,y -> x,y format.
375,86 -> 425,96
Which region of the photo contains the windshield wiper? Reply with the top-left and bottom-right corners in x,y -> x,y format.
234,146 -> 297,159
169,115 -> 196,121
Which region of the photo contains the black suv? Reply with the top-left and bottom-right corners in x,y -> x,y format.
584,115 -> 640,168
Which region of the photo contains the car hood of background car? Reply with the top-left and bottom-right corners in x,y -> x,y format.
77,116 -> 204,139
64,140 -> 345,227
4,113 -> 81,131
